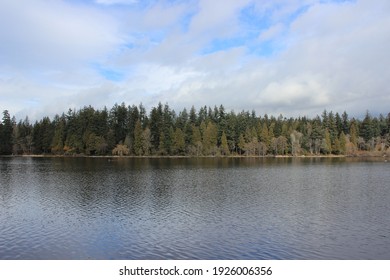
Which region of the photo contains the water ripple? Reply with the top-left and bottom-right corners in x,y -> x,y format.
1,157 -> 390,259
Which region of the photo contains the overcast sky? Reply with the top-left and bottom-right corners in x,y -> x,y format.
1,0 -> 389,121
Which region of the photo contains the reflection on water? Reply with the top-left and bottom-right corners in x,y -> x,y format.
0,157 -> 389,259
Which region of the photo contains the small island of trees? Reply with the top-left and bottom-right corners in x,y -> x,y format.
0,103 -> 389,157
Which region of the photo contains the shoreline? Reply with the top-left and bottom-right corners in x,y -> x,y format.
1,153 -> 387,159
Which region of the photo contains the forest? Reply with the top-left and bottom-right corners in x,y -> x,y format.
0,102 -> 389,157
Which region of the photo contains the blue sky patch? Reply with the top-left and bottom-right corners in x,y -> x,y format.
93,64 -> 125,82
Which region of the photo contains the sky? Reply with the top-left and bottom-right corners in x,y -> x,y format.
0,0 -> 389,121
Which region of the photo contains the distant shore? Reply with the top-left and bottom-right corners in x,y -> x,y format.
1,152 -> 388,159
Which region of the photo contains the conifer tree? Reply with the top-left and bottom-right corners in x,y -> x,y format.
360,111 -> 373,142
0,110 -> 13,155
238,134 -> 246,155
321,129 -> 332,154
339,132 -> 347,154
220,131 -> 229,155
349,120 -> 358,148
260,123 -> 270,150
173,128 -> 185,155
133,119 -> 143,156
51,115 -> 66,154
191,125 -> 202,156
142,127 -> 151,156
2,102 -> 388,157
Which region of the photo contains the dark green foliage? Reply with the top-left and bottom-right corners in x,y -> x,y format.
110,103 -> 129,144
51,114 -> 66,154
360,111 -> 374,144
33,117 -> 54,154
13,117 -> 33,154
132,119 -> 141,155
1,104 -> 389,156
149,103 -> 163,152
0,110 -> 14,155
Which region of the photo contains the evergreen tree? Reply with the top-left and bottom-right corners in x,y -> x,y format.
277,136 -> 288,155
360,111 -> 373,142
173,128 -> 185,155
139,103 -> 148,128
125,105 -> 138,149
269,123 -> 275,146
378,114 -> 388,136
64,109 -> 83,154
339,132 -> 347,154
51,115 -> 66,154
217,105 -> 227,144
32,117 -> 53,154
202,122 -> 218,155
327,111 -> 337,146
149,103 -> 163,152
189,125 -> 202,156
341,111 -> 349,134
335,112 -> 343,136
238,134 -> 246,155
311,118 -> 323,155
13,117 -> 33,155
321,110 -> 328,130
158,131 -> 167,155
260,123 -> 270,150
220,131 -> 229,155
133,119 -> 143,156
0,110 -> 13,154
110,103 -> 128,144
321,129 -> 332,154
1,103 -> 388,157
349,120 -> 358,148
189,106 -> 197,125
142,127 -> 151,156
333,137 -> 341,155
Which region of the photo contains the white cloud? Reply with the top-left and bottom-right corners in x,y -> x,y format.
259,23 -> 285,42
259,75 -> 329,108
0,1 -> 121,70
142,2 -> 189,29
148,0 -> 390,117
189,0 -> 251,39
0,74 -> 73,120
280,0 -> 390,115
1,0 -> 389,120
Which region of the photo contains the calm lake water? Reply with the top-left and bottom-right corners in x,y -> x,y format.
0,157 -> 389,260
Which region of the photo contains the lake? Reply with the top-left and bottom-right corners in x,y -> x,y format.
0,157 -> 389,259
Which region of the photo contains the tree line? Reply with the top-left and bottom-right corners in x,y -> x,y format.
1,103 -> 389,156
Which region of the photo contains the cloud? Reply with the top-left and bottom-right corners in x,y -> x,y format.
281,0 -> 390,115
0,0 -> 121,70
141,2 -> 190,30
1,0 -> 390,121
0,74 -> 73,120
145,0 -> 390,117
189,0 -> 252,41
259,75 -> 329,108
259,23 -> 285,42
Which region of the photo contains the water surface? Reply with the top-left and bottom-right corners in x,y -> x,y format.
0,157 -> 389,259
